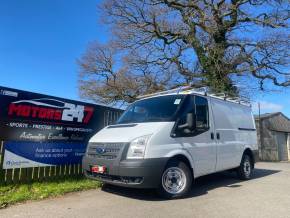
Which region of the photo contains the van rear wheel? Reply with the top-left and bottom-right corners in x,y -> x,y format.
157,160 -> 192,199
237,154 -> 253,180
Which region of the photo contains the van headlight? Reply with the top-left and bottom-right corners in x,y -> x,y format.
127,135 -> 152,159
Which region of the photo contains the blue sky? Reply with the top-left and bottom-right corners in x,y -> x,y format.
0,0 -> 106,99
0,0 -> 289,116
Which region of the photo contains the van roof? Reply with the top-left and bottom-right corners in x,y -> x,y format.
137,86 -> 251,107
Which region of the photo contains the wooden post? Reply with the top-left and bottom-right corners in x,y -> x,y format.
258,102 -> 264,161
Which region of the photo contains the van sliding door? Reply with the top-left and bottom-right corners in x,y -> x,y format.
211,99 -> 242,171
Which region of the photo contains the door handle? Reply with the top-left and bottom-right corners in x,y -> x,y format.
211,132 -> 214,140
216,132 -> 220,140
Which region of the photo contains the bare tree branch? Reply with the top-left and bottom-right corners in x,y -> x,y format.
78,0 -> 290,104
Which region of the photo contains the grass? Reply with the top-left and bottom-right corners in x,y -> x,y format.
0,178 -> 101,209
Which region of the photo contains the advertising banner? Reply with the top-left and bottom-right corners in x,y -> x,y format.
0,86 -> 122,143
0,86 -> 123,169
3,141 -> 87,169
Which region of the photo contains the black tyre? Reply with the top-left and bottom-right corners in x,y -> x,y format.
237,154 -> 253,180
157,160 -> 192,199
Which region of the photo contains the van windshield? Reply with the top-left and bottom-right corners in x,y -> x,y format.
117,95 -> 185,124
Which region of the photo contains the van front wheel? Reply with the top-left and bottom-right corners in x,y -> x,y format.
158,160 -> 192,199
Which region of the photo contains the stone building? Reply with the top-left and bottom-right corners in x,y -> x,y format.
255,112 -> 290,161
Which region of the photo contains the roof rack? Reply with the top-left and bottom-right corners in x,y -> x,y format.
137,86 -> 192,99
137,86 -> 251,106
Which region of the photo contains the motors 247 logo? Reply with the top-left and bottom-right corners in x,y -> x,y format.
8,98 -> 94,124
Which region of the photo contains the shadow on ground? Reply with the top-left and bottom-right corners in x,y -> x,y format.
101,168 -> 280,201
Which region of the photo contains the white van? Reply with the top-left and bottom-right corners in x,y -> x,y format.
83,88 -> 258,199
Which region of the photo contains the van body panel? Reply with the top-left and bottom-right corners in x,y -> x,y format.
89,122 -> 169,143
211,98 -> 257,171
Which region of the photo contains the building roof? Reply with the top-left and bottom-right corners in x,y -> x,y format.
255,112 -> 290,133
254,112 -> 282,120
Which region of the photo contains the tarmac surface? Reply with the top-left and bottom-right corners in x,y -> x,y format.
1,162 -> 290,218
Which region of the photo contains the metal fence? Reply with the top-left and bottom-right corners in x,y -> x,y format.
0,110 -> 122,184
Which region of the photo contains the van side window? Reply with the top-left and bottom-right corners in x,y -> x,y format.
195,96 -> 209,129
172,95 -> 209,137
178,95 -> 195,125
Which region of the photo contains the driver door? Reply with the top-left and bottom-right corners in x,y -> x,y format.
176,95 -> 217,177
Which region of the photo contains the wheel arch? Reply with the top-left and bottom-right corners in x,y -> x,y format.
166,154 -> 194,178
243,148 -> 255,168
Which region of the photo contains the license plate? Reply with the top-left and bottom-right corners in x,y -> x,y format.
91,165 -> 106,174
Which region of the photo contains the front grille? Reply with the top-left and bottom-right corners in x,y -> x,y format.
87,143 -> 125,160
87,154 -> 117,160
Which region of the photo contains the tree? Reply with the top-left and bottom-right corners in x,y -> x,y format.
78,0 -> 290,105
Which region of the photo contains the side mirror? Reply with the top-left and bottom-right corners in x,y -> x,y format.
178,113 -> 195,131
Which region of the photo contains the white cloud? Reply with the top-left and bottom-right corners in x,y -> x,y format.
252,101 -> 283,113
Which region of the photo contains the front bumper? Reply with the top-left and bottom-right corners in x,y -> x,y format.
82,156 -> 169,188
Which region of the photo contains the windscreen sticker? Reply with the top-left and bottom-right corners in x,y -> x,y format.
174,99 -> 181,105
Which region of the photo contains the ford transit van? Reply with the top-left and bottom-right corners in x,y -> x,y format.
83,87 -> 258,198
